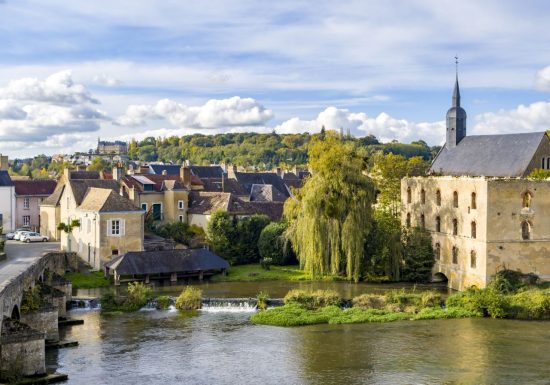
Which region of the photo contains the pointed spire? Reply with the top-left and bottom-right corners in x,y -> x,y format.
452,55 -> 460,107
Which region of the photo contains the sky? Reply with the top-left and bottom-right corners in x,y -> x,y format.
0,0 -> 550,158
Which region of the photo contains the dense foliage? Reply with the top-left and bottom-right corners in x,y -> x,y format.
401,227 -> 435,282
100,282 -> 152,312
207,211 -> 270,265
151,221 -> 205,247
257,222 -> 295,265
175,287 -> 203,310
527,168 -> 550,179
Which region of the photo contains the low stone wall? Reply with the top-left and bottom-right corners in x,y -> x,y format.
0,318 -> 45,379
20,305 -> 59,342
52,281 -> 72,303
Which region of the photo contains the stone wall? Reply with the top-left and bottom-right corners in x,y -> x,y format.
20,306 -> 59,342
0,333 -> 45,378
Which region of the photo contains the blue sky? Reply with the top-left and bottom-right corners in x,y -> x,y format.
0,0 -> 549,157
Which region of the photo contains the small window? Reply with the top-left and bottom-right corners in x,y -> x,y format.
109,219 -> 124,236
471,221 -> 476,239
435,242 -> 441,260
420,213 -> 425,228
141,203 -> 148,211
178,200 -> 185,210
542,157 -> 546,169
23,197 -> 30,209
522,192 -> 532,209
436,190 -> 441,206
23,215 -> 30,227
453,191 -> 459,208
435,216 -> 441,232
452,218 -> 458,236
406,213 -> 411,227
470,250 -> 477,268
452,246 -> 458,264
179,215 -> 184,222
471,192 -> 476,209
407,187 -> 412,204
421,189 -> 426,204
112,249 -> 119,256
521,220 -> 531,240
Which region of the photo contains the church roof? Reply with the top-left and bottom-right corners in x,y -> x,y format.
430,132 -> 547,177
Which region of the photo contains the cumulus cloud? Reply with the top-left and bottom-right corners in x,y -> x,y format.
93,73 -> 122,87
535,66 -> 550,91
0,71 -> 107,145
275,106 -> 445,144
116,96 -> 274,129
473,101 -> 550,135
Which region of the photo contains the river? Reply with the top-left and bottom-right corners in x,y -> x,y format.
48,282 -> 550,385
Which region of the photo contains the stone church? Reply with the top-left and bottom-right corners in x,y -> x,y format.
402,76 -> 550,290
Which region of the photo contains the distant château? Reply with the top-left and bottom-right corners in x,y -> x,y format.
97,138 -> 128,155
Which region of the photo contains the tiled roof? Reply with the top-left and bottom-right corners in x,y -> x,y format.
69,171 -> 101,180
123,174 -> 201,193
78,187 -> 141,212
250,184 -> 288,202
68,180 -> 121,205
234,172 -> 289,201
187,191 -> 232,215
200,178 -> 248,195
0,171 -> 13,187
41,183 -> 65,206
14,179 -> 57,196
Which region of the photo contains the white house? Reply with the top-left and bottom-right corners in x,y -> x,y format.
0,171 -> 16,233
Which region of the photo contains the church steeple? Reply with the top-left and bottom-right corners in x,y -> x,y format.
446,57 -> 467,149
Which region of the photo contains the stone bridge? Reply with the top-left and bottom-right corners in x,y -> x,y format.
0,241 -> 76,334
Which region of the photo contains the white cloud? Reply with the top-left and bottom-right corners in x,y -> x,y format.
117,96 -> 274,129
473,102 -> 550,135
92,73 -> 122,87
535,66 -> 550,91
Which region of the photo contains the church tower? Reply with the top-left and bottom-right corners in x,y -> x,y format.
446,72 -> 467,148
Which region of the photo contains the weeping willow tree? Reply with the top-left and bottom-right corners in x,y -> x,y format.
284,133 -> 375,282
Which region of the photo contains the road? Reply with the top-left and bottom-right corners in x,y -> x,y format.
0,240 -> 60,291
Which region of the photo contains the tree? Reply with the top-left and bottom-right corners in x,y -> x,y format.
284,133 -> 375,282
258,222 -> 295,265
88,157 -> 109,172
364,210 -> 403,281
401,227 -> 434,282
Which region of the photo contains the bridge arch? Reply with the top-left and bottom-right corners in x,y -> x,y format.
11,304 -> 20,320
432,272 -> 448,283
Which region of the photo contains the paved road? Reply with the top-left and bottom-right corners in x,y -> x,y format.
0,240 -> 60,291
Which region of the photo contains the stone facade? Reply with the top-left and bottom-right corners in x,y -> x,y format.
402,176 -> 550,290
0,331 -> 45,377
20,305 -> 59,342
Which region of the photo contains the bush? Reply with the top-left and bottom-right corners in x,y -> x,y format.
125,282 -> 152,311
352,294 -> 387,310
175,286 -> 202,310
260,258 -> 272,270
445,288 -> 507,318
283,289 -> 341,309
100,291 -> 123,312
156,295 -> 172,310
21,285 -> 43,312
508,289 -> 550,319
258,222 -> 295,265
256,291 -> 269,311
0,239 -> 5,252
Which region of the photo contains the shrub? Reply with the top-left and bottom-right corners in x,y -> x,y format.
0,239 -> 5,252
175,286 -> 202,310
445,288 -> 508,318
258,222 -> 295,265
100,291 -> 123,312
156,295 -> 172,310
256,291 -> 269,311
283,289 -> 341,309
352,294 -> 387,310
260,258 -> 272,270
20,285 -> 43,313
508,289 -> 550,319
125,282 -> 152,311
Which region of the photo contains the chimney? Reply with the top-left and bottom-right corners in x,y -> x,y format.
221,172 -> 225,192
113,163 -> 124,182
63,167 -> 71,180
180,164 -> 191,187
162,170 -> 167,176
275,167 -> 282,178
228,165 -> 237,179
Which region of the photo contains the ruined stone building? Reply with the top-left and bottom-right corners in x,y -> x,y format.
402,76 -> 550,290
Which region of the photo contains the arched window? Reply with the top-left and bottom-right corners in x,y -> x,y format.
420,213 -> 425,228
453,191 -> 459,208
407,187 -> 412,204
436,190 -> 441,206
452,246 -> 458,264
471,192 -> 477,209
471,221 -> 476,239
522,220 -> 531,240
435,216 -> 441,232
452,218 -> 458,236
406,213 -> 411,227
421,189 -> 426,204
470,250 -> 477,268
522,191 -> 532,209
435,243 -> 441,260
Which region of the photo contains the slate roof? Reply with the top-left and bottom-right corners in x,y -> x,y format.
69,171 -> 101,180
190,165 -> 224,178
122,174 -> 199,193
79,187 -> 141,212
14,179 -> 57,196
149,164 -> 181,175
0,171 -> 13,187
105,248 -> 229,275
430,132 -> 548,177
234,172 -> 289,201
243,201 -> 284,221
68,180 -> 121,205
250,184 -> 287,202
200,178 -> 248,195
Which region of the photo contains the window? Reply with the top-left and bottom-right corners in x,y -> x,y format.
435,216 -> 441,232
23,215 -> 30,227
179,215 -> 184,222
471,192 -> 476,209
471,221 -> 476,239
112,249 -> 119,256
436,190 -> 441,206
521,220 -> 531,240
178,200 -> 185,210
141,203 -> 148,211
452,218 -> 458,236
23,197 -> 30,209
470,250 -> 477,268
108,219 -> 124,236
87,219 -> 91,234
406,213 -> 411,227
452,246 -> 458,264
421,189 -> 426,204
522,192 -> 532,209
407,187 -> 412,204
420,213 -> 425,228
143,184 -> 154,192
542,157 -> 546,169
435,242 -> 440,260
453,191 -> 459,208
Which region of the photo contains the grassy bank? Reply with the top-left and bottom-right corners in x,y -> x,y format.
65,271 -> 111,289
210,264 -> 309,282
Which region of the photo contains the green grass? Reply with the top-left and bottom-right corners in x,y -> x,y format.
210,264 -> 309,282
65,271 -> 112,289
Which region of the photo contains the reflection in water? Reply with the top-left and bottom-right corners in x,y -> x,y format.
49,307 -> 550,385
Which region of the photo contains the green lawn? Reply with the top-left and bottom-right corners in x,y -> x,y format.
65,271 -> 112,289
210,264 -> 309,282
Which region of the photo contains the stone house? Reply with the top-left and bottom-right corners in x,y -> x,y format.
0,171 -> 15,233
402,76 -> 550,290
13,180 -> 57,231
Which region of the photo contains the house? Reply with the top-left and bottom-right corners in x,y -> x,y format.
228,167 -> 291,202
13,179 -> 57,231
402,75 -> 550,290
0,171 -> 15,233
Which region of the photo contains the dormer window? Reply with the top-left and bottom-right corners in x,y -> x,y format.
144,184 -> 154,192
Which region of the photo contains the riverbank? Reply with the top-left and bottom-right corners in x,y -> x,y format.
65,271 -> 111,289
209,264 -> 309,282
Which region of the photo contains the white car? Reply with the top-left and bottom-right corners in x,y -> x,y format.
6,227 -> 31,240
20,232 -> 49,243
14,230 -> 32,241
